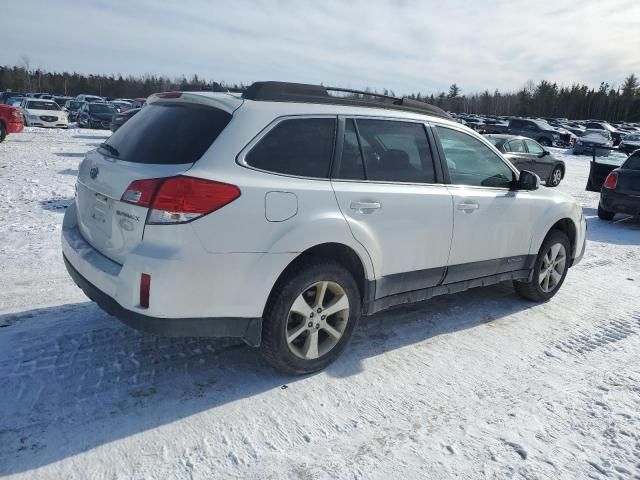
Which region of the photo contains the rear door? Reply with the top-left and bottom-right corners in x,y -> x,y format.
76,98 -> 234,264
502,139 -> 532,172
523,138 -> 553,179
331,117 -> 453,299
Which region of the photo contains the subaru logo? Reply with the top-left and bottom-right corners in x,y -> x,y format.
89,167 -> 99,179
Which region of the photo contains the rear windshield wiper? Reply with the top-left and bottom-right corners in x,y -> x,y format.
100,143 -> 120,157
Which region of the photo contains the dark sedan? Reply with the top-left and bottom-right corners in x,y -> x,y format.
485,134 -> 566,186
587,150 -> 640,220
617,133 -> 640,155
110,107 -> 140,132
77,102 -> 117,129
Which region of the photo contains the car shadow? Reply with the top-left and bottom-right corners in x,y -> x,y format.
585,213 -> 640,246
54,152 -> 86,158
0,282 -> 530,475
73,134 -> 109,140
40,197 -> 73,212
58,168 -> 78,176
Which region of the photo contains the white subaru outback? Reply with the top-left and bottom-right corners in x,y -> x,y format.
62,82 -> 586,374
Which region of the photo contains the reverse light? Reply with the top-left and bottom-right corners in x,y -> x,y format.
140,273 -> 151,308
603,171 -> 618,189
121,178 -> 165,207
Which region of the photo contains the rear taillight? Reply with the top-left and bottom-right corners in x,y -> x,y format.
11,110 -> 22,119
120,176 -> 241,224
603,171 -> 618,189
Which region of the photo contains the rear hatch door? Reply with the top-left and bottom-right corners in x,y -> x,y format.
75,94 -> 238,264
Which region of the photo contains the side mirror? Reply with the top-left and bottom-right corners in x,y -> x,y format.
517,170 -> 540,190
541,150 -> 550,156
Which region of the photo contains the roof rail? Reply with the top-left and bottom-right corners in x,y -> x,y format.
241,81 -> 450,119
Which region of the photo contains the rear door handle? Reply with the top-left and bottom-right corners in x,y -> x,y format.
350,201 -> 381,213
457,201 -> 479,212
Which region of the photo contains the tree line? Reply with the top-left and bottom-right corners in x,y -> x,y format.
1,64 -> 639,122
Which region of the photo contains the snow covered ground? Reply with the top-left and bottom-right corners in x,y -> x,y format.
1,127 -> 639,479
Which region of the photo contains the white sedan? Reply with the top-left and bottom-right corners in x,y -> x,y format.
21,98 -> 68,128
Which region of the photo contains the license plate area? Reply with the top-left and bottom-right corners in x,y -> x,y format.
90,192 -> 113,233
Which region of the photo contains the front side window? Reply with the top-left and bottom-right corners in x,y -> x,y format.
245,118 -> 336,178
524,139 -> 544,155
436,126 -> 515,188
346,119 -> 436,183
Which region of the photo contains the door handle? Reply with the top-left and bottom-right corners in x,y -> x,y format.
457,201 -> 479,212
350,201 -> 381,213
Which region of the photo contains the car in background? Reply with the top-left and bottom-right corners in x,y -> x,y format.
109,100 -> 133,113
75,94 -> 104,103
110,107 -> 140,132
77,102 -> 117,129
130,97 -> 147,109
482,118 -> 575,147
573,129 -> 613,156
26,92 -> 53,99
1,91 -> 26,104
586,150 -> 640,220
584,121 -> 624,146
6,96 -> 26,107
64,100 -> 86,122
617,133 -> 640,155
0,104 -> 25,142
20,98 -> 68,128
485,134 -> 565,186
53,96 -> 73,108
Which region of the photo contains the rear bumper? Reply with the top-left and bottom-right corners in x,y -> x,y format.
63,254 -> 262,345
600,190 -> 640,216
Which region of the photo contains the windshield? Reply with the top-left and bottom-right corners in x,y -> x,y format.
485,136 -> 502,146
26,101 -> 60,111
534,120 -> 553,130
623,134 -> 640,142
89,104 -> 116,114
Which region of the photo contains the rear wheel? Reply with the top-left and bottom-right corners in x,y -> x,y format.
260,259 -> 360,375
597,203 -> 615,220
0,123 -> 6,143
514,230 -> 570,302
547,167 -> 563,187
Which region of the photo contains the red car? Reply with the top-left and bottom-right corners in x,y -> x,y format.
0,104 -> 24,142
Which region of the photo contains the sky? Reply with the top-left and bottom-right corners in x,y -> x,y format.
2,0 -> 639,96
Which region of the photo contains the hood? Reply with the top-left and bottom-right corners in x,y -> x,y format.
580,132 -> 610,145
25,108 -> 64,117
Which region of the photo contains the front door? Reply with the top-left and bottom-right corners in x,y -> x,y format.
433,125 -> 537,283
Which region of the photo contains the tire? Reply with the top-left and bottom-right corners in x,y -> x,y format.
547,166 -> 563,187
260,258 -> 361,375
514,230 -> 571,302
0,123 -> 6,143
538,137 -> 552,147
597,203 -> 615,221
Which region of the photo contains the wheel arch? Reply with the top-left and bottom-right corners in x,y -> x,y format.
263,242 -> 373,317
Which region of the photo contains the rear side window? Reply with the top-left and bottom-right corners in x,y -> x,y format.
245,118 -> 336,178
101,103 -> 231,164
337,119 -> 436,183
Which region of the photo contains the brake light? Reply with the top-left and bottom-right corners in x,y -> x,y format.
148,176 -> 241,224
603,171 -> 618,189
140,273 -> 151,308
121,178 -> 164,207
11,109 -> 22,119
120,176 -> 241,224
156,91 -> 182,98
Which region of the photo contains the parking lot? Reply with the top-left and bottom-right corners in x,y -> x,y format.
1,127 -> 639,479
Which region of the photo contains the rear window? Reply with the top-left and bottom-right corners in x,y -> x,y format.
101,103 -> 231,164
624,153 -> 640,170
245,118 -> 336,178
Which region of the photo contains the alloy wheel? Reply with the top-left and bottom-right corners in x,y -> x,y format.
552,168 -> 562,186
285,281 -> 350,360
539,243 -> 566,292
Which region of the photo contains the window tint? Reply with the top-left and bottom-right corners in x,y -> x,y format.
101,103 -> 231,164
354,119 -> 436,183
436,126 -> 515,188
338,119 -> 366,180
624,152 -> 640,170
246,118 -> 336,178
507,140 -> 526,153
524,139 -> 544,155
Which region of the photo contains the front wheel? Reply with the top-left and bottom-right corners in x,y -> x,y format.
597,204 -> 615,221
547,167 -> 563,187
514,230 -> 570,302
0,123 -> 6,143
260,259 -> 361,375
